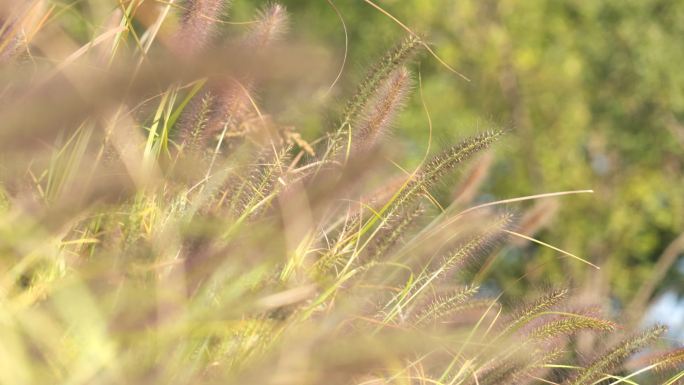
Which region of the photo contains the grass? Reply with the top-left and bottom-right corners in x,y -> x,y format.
0,1 -> 682,384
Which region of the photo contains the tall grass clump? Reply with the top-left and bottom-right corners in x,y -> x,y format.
0,1 -> 681,385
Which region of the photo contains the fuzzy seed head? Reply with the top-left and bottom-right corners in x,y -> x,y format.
435,211 -> 514,277
652,348 -> 684,372
208,79 -> 255,138
420,130 -> 504,184
243,3 -> 288,48
412,285 -> 479,326
174,0 -> 229,56
342,34 -> 421,126
352,66 -> 412,154
565,325 -> 667,385
501,288 -> 568,337
529,315 -> 616,340
178,90 -> 216,152
326,35 -> 422,161
364,202 -> 423,264
388,130 -> 504,214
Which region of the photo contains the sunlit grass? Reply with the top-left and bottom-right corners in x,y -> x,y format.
0,1 -> 681,384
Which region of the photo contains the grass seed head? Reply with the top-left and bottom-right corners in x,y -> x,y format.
352,66 -> 412,155
174,0 -> 230,56
243,3 -> 289,48
564,324 -> 668,385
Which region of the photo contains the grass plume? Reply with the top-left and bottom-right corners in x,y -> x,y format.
243,3 -> 289,48
326,34 -> 422,161
351,66 -> 412,155
564,325 -> 667,385
174,0 -> 230,56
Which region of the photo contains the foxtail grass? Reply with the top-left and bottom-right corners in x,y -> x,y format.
0,2 -> 680,385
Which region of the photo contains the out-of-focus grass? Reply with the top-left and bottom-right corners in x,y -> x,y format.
0,1 -> 682,384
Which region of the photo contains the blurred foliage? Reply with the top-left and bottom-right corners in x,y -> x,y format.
255,0 -> 684,303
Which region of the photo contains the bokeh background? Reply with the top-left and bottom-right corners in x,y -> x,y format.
231,0 -> 684,325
